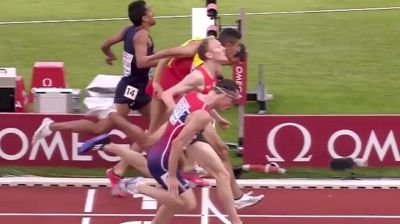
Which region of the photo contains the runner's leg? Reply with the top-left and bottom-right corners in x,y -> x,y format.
187,142 -> 242,224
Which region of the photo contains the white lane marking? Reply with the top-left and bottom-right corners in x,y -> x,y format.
81,217 -> 90,224
82,189 -> 96,224
133,194 -> 158,210
84,189 -> 96,213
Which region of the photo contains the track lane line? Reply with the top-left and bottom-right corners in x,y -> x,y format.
84,189 -> 96,213
82,217 -> 91,224
82,189 -> 96,224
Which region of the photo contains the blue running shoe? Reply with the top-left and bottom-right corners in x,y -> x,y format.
79,134 -> 111,155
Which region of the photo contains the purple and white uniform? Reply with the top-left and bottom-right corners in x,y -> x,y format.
147,92 -> 210,193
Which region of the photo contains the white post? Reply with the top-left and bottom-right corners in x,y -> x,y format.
237,8 -> 246,153
192,8 -> 215,38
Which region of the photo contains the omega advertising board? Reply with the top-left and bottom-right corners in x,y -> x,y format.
0,113 -> 148,167
231,56 -> 247,105
244,115 -> 400,167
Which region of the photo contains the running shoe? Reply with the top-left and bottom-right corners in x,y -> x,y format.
32,117 -> 54,145
78,134 -> 110,155
106,168 -> 125,197
182,170 -> 209,187
194,164 -> 208,177
118,177 -> 144,195
234,193 -> 265,209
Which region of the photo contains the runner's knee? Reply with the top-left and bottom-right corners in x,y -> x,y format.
213,168 -> 230,183
179,195 -> 197,212
130,143 -> 143,152
183,198 -> 197,211
92,123 -> 112,134
219,147 -> 230,161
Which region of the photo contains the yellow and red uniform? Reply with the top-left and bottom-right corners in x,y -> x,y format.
146,38 -> 204,95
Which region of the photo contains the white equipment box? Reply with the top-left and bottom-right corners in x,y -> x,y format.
33,88 -> 77,113
0,67 -> 16,88
0,67 -> 17,112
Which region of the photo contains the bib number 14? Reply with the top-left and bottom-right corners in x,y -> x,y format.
124,85 -> 139,100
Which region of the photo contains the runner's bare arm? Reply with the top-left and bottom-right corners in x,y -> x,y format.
150,57 -> 171,97
168,111 -> 212,178
134,29 -> 159,68
153,57 -> 170,84
202,122 -> 230,159
101,25 -> 129,65
210,109 -> 231,129
149,41 -> 201,61
152,41 -> 201,86
161,70 -> 204,112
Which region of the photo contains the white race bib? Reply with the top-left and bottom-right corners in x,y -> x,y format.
170,97 -> 190,125
124,85 -> 139,100
123,51 -> 134,77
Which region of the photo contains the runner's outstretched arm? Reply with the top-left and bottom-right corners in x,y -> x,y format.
209,109 -> 231,129
101,25 -> 129,65
161,71 -> 204,113
149,41 -> 200,61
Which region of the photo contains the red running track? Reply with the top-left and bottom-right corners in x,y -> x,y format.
0,186 -> 399,224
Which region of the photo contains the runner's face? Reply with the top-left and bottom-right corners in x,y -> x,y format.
144,6 -> 156,26
209,39 -> 228,63
225,40 -> 241,63
215,95 -> 234,111
214,89 -> 239,112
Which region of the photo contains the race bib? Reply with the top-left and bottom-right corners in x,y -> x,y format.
170,97 -> 190,125
123,51 -> 134,77
124,85 -> 139,100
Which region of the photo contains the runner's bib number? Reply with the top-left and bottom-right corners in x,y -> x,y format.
124,85 -> 139,100
123,51 -> 134,77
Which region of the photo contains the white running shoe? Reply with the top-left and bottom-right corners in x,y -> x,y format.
244,191 -> 254,196
118,177 -> 144,195
194,164 -> 208,177
85,105 -> 116,119
32,117 -> 54,145
234,193 -> 265,209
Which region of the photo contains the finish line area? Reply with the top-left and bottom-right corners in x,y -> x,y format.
1,177 -> 399,224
